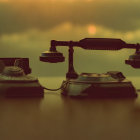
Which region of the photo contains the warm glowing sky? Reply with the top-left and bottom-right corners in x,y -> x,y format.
0,0 -> 140,76
0,0 -> 139,2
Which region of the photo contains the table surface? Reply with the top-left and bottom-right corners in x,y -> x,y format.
1,77 -> 140,140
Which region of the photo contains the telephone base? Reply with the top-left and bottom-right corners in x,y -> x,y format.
0,58 -> 44,97
0,78 -> 44,97
61,72 -> 137,98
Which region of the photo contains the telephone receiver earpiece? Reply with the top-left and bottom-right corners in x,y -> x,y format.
125,48 -> 140,68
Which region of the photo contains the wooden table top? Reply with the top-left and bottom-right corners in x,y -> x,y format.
1,77 -> 140,140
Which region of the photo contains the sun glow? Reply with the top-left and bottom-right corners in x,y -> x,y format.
87,25 -> 97,35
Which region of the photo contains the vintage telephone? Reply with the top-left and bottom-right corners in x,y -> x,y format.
39,38 -> 140,98
1,38 -> 140,98
0,58 -> 44,97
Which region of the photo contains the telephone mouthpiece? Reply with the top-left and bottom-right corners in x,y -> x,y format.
40,51 -> 65,63
125,52 -> 140,68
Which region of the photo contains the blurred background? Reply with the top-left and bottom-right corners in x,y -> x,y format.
0,0 -> 140,77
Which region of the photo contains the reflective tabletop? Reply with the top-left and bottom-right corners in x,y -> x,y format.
0,77 -> 140,140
